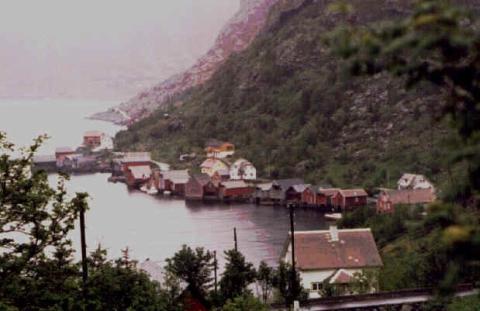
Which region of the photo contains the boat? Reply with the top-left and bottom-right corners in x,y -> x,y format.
325,213 -> 342,220
140,184 -> 159,195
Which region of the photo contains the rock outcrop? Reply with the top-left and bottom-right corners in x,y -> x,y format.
92,0 -> 279,125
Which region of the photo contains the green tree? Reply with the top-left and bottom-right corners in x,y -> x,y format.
0,133 -> 86,310
219,249 -> 256,303
329,0 -> 480,294
165,245 -> 214,301
85,246 -> 167,311
256,261 -> 274,304
272,261 -> 307,307
221,294 -> 267,311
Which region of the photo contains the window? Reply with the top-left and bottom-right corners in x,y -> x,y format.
311,282 -> 322,291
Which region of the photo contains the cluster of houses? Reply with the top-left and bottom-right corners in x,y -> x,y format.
116,138 -> 437,214
33,131 -> 114,173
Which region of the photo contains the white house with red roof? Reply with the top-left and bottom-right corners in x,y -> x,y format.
283,226 -> 383,298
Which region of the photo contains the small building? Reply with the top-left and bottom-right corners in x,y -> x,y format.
185,174 -> 219,201
200,158 -> 230,177
219,180 -> 254,201
32,155 -> 57,172
283,227 -> 383,299
55,147 -> 76,168
285,184 -> 311,204
161,170 -> 190,196
377,189 -> 436,213
125,165 -> 152,188
83,131 -> 103,148
254,178 -> 305,205
120,152 -> 152,172
204,139 -> 235,159
333,189 -> 368,211
318,188 -> 341,208
397,173 -> 435,191
229,158 -> 256,180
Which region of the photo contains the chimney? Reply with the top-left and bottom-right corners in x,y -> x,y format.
330,226 -> 339,242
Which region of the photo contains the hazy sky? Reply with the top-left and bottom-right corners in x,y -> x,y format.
0,0 -> 239,100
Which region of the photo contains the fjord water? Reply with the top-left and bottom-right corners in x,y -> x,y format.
0,99 -> 329,269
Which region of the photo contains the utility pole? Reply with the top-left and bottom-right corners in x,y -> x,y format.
289,203 -> 296,274
79,204 -> 88,308
234,227 -> 238,251
289,202 -> 298,306
213,251 -> 218,296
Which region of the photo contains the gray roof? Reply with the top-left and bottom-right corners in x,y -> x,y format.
273,178 -> 305,190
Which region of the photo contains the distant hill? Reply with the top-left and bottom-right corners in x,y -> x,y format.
92,0 -> 279,124
115,0 -> 480,189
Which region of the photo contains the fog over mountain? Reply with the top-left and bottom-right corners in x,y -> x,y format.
0,0 -> 239,100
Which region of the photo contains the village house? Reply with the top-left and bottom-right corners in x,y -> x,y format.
285,184 -> 311,204
204,139 -> 235,159
332,189 -> 368,211
119,152 -> 152,173
125,165 -> 152,188
218,180 -> 254,202
301,186 -> 338,208
83,131 -> 103,148
160,170 -> 190,196
185,174 -> 219,201
200,158 -> 230,177
283,227 -> 383,299
83,131 -> 113,151
397,173 -> 435,191
377,189 -> 436,213
32,155 -> 57,172
55,147 -> 76,168
229,158 -> 257,180
62,154 -> 97,172
318,188 -> 341,208
254,178 -> 304,205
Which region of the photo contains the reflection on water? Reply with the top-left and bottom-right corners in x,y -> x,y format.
61,173 -> 330,268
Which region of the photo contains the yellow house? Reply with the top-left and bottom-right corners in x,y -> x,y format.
200,158 -> 230,177
204,140 -> 235,159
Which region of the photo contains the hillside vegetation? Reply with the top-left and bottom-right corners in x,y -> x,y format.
115,0 -> 475,189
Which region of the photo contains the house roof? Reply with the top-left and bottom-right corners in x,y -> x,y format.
256,182 -> 273,191
33,155 -> 56,163
205,139 -> 233,148
339,189 -> 368,197
162,170 -> 190,184
329,269 -> 355,284
55,147 -> 75,154
273,178 -> 305,190
200,158 -> 229,169
129,166 -> 152,179
84,131 -> 104,137
291,228 -> 383,271
121,152 -> 152,163
190,174 -> 213,186
319,188 -> 341,197
382,189 -> 435,205
289,184 -> 311,193
221,180 -> 250,189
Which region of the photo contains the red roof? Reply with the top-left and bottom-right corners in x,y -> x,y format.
382,189 -> 435,205
330,269 -> 355,284
319,188 -> 340,197
293,228 -> 382,271
84,131 -> 103,137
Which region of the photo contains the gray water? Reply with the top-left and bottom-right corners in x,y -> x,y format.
0,99 -> 330,269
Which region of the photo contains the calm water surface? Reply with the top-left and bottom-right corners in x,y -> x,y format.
0,100 -> 330,269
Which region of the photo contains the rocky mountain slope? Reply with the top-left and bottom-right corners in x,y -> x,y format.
115,0 -> 480,188
92,0 -> 279,124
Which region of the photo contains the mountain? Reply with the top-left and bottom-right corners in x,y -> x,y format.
92,0 -> 279,124
115,0 -> 480,189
